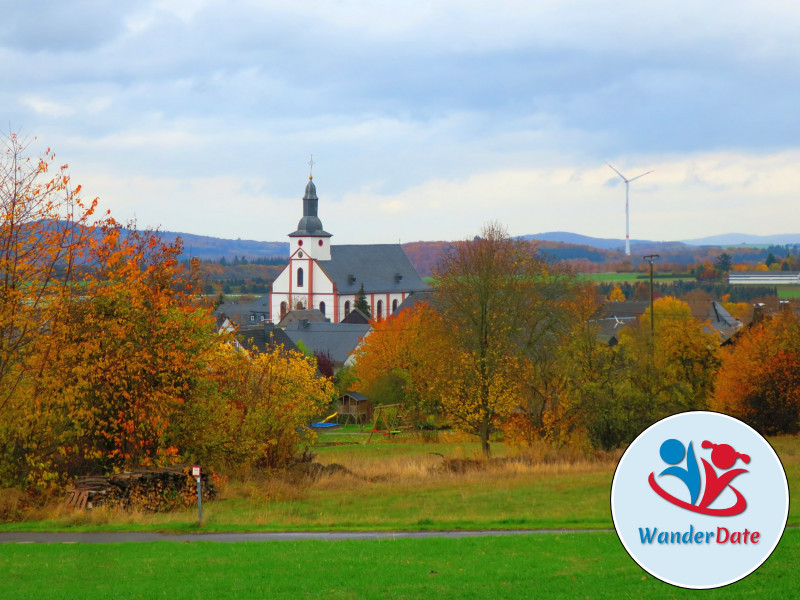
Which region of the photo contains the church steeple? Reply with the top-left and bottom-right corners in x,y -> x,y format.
289,173 -> 332,260
291,174 -> 332,237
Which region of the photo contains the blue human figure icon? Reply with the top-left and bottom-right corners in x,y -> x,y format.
658,439 -> 701,505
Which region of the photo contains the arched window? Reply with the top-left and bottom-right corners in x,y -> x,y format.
296,301 -> 304,310
392,299 -> 398,314
297,267 -> 304,287
344,301 -> 351,316
319,301 -> 326,317
376,300 -> 383,320
280,302 -> 287,317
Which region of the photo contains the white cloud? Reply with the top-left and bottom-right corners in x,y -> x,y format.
21,96 -> 74,118
4,2 -> 800,246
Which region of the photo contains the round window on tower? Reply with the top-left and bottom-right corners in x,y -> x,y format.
297,240 -> 303,246
318,240 -> 323,246
298,251 -> 304,258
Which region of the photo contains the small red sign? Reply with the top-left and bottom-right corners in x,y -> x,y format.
191,466 -> 201,477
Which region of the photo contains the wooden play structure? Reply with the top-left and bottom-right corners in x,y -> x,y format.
336,392 -> 372,425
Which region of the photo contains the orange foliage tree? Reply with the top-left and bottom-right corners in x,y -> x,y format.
0,135 -> 105,486
28,223 -> 217,481
353,302 -> 448,423
713,309 -> 800,434
0,135 -> 339,490
0,134 -> 99,411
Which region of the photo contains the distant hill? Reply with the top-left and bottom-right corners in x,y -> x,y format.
135,228 -> 799,276
516,232 -> 656,251
681,233 -> 800,246
155,230 -> 289,261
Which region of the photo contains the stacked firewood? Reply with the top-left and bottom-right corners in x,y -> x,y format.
66,466 -> 216,512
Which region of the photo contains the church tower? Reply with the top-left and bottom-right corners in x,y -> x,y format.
288,175 -> 331,260
269,171 -> 428,324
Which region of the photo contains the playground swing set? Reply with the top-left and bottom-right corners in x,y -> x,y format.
310,402 -> 410,444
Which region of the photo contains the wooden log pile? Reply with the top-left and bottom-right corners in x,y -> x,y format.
65,466 -> 216,512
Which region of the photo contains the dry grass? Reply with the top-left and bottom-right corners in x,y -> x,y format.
0,440 -> 621,531
309,442 -> 619,495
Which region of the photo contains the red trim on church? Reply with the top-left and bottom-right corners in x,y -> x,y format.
307,256 -> 313,311
332,283 -> 339,323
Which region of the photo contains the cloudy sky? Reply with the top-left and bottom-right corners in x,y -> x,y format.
3,1 -> 799,244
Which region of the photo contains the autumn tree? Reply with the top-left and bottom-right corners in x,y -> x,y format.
713,309 -> 800,434
0,135 -> 107,487
607,285 -> 626,302
433,223 -> 580,456
560,322 -> 644,450
619,296 -> 720,414
12,223 -> 216,485
0,134 -> 99,415
562,297 -> 720,451
353,302 -> 449,423
175,344 -> 334,471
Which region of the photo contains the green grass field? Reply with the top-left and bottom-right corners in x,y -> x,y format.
777,285 -> 800,299
0,530 -> 798,599
581,272 -> 694,284
2,435 -> 800,597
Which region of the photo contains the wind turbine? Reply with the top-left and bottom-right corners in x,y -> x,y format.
606,163 -> 653,256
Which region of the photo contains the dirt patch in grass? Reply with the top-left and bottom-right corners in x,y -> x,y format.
279,462 -> 355,485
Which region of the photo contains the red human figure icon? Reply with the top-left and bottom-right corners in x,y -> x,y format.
698,441 -> 750,511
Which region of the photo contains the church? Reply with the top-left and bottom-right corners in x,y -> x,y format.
269,175 -> 428,323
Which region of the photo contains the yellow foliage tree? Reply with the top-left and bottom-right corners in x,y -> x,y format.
619,296 -> 720,410
607,285 -> 626,302
434,223 -> 580,455
176,344 -> 334,471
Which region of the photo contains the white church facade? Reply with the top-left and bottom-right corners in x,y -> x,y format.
269,176 -> 428,323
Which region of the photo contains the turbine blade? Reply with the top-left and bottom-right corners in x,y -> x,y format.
628,170 -> 654,182
605,162 -> 628,181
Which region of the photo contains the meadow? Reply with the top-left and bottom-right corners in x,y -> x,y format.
1,530 -> 799,599
1,433 -> 798,598
582,272 -> 694,284
3,432 -> 800,532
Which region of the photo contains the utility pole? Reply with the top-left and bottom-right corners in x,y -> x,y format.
643,254 -> 659,343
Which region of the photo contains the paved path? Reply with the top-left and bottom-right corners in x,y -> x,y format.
0,529 -> 609,544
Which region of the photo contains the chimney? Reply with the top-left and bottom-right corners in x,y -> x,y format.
752,303 -> 765,325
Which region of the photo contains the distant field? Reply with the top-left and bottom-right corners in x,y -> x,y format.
778,286 -> 800,299
581,272 -> 694,284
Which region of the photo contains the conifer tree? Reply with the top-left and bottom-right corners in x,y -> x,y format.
355,283 -> 371,316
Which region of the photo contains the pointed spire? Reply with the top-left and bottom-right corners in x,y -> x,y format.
290,170 -> 330,238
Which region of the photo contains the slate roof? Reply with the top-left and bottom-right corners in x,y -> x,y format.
341,308 -> 371,324
276,308 -> 329,328
318,245 -> 429,295
214,294 -> 271,328
594,300 -> 741,342
234,324 -> 299,354
338,392 -> 369,403
282,321 -> 371,365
